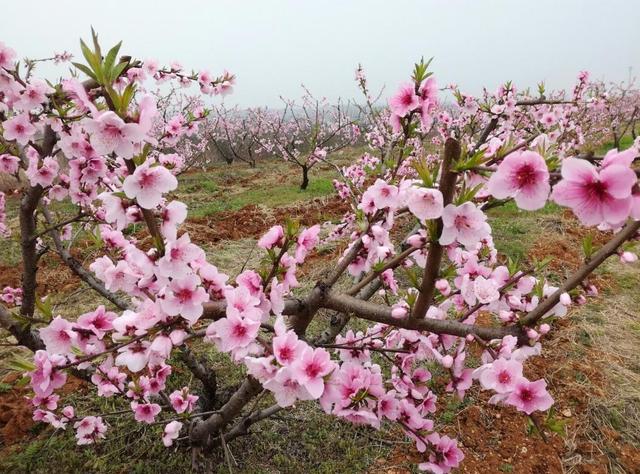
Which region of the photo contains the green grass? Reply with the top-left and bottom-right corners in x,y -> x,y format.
487,201 -> 561,262
187,177 -> 335,218
595,134 -> 636,154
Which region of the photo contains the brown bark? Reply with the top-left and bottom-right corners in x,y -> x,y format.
412,137 -> 460,319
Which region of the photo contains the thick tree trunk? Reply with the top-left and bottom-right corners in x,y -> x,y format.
300,165 -> 309,190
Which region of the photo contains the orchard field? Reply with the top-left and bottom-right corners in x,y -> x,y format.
1,28 -> 640,474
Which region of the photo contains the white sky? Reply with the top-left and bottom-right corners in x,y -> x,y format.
3,0 -> 639,106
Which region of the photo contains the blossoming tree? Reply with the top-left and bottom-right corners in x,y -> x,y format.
582,77 -> 640,149
202,105 -> 271,168
1,33 -> 639,473
256,88 -> 361,189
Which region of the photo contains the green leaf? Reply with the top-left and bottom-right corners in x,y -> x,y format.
72,62 -> 97,81
106,86 -> 122,112
111,61 -> 128,82
285,218 -> 299,239
103,41 -> 122,81
413,158 -> 434,187
403,266 -> 420,289
15,376 -> 30,388
35,295 -> 53,320
120,83 -> 137,114
79,38 -> 104,84
582,233 -> 594,260
91,27 -> 102,59
534,256 -> 553,272
544,414 -> 568,436
79,39 -> 96,66
5,355 -> 36,372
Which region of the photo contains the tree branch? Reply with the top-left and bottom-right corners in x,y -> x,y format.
412,137 -> 460,319
323,291 -> 521,340
519,219 -> 640,327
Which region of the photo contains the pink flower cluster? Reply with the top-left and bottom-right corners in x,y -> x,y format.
3,35 -> 639,474
389,77 -> 439,133
552,148 -> 639,227
474,338 -> 554,414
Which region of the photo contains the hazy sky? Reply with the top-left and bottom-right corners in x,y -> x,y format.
3,0 -> 639,106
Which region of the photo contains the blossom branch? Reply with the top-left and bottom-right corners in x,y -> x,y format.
412,137 -> 460,319
519,219 -> 640,327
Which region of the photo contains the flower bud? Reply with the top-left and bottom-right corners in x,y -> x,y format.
620,251 -> 637,263
435,279 -> 451,295
441,355 -> 454,368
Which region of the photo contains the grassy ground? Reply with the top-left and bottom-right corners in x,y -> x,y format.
1,147 -> 639,473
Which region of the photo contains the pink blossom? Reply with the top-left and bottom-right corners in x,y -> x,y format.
245,355 -> 278,382
3,113 -> 36,145
487,151 -> 550,210
26,155 -> 59,188
436,279 -> 451,295
131,401 -> 161,423
62,79 -> 98,116
207,312 -> 260,352
115,340 -> 150,372
478,358 -> 523,393
157,233 -> 202,278
199,263 -> 230,300
98,193 -> 130,230
224,285 -> 262,320
162,420 -> 183,447
419,434 -> 464,473
263,367 -> 314,407
32,393 -> 60,410
236,270 -> 263,296
336,407 -> 381,429
295,225 -> 321,263
291,347 -> 335,398
377,391 -> 400,421
506,378 -> 554,414
160,201 -> 188,240
76,306 -> 116,339
103,260 -> 138,293
601,147 -> 637,168
149,333 -> 173,359
29,350 -> 67,397
473,276 -> 500,304
39,316 -> 76,355
269,278 -> 285,316
91,360 -> 126,397
160,274 -> 209,324
144,58 -> 159,76
0,153 -> 20,174
552,158 -> 636,226
407,186 -> 444,221
389,83 -> 420,117
74,416 -> 107,445
272,330 -> 305,366
84,111 -> 145,158
439,202 -> 490,248
258,225 -> 285,249
364,179 -> 400,211
16,80 -> 53,111
122,163 -> 178,209
169,388 -> 199,413
0,42 -> 16,69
